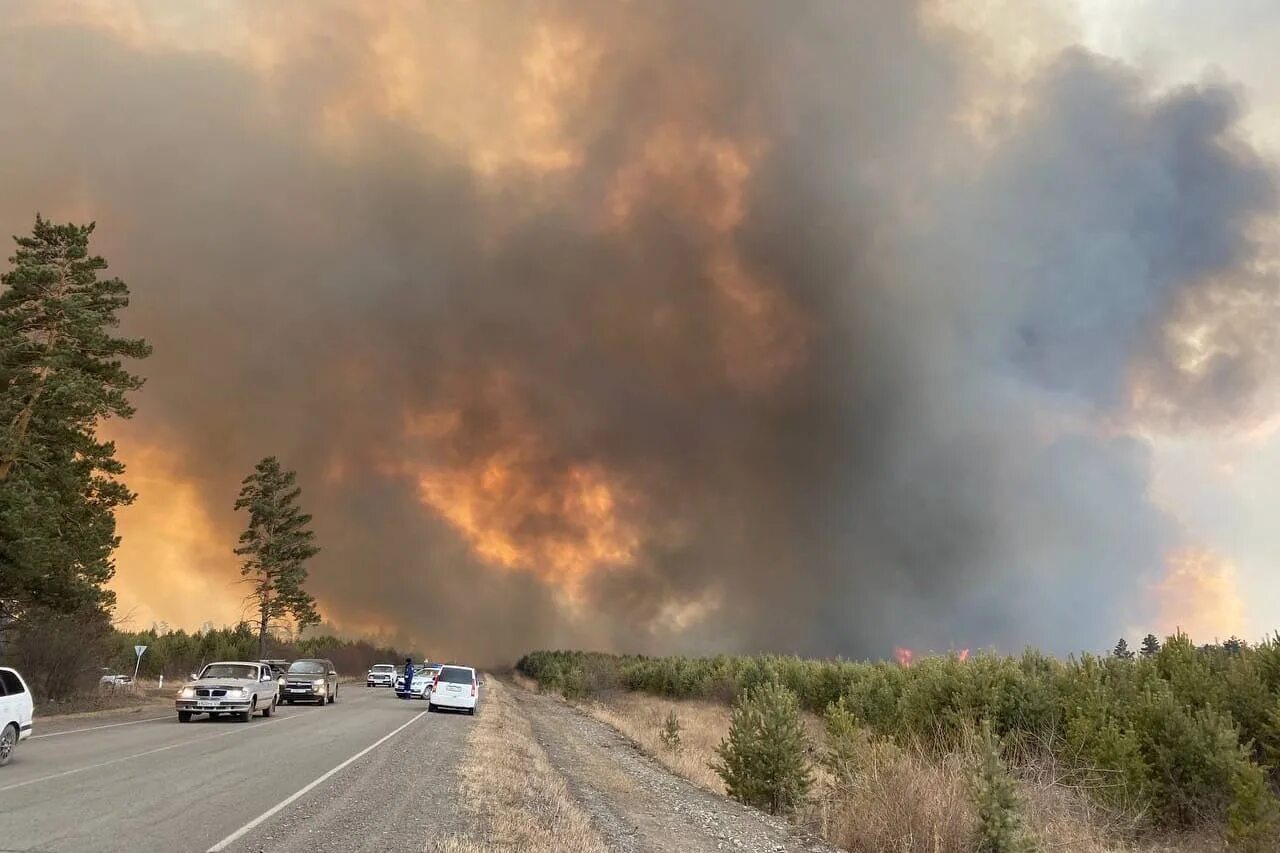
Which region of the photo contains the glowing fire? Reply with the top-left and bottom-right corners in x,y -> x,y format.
894,646 -> 914,666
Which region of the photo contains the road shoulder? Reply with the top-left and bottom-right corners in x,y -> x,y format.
453,678 -> 836,853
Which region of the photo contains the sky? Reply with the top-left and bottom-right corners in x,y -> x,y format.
1,1 -> 1277,662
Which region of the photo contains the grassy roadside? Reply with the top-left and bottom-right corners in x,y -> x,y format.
524,668 -> 1228,852
431,676 -> 607,853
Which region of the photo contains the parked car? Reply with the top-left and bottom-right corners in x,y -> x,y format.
394,662 -> 432,698
99,674 -> 134,686
402,663 -> 442,700
427,665 -> 479,715
281,659 -> 338,705
0,667 -> 34,766
259,660 -> 289,701
175,661 -> 278,722
367,663 -> 396,688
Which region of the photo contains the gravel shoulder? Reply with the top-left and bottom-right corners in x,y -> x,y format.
509,679 -> 839,853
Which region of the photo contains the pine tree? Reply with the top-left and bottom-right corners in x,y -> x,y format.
660,710 -> 682,752
1113,638 -> 1135,660
233,457 -> 321,658
972,720 -> 1036,852
713,681 -> 812,815
0,216 -> 150,629
1140,633 -> 1162,657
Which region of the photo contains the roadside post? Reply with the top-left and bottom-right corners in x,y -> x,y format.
132,644 -> 148,685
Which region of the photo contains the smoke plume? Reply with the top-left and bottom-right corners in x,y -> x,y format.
0,2 -> 1275,660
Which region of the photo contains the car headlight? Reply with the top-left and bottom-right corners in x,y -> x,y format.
313,678 -> 326,688
227,688 -> 246,699
179,687 -> 195,699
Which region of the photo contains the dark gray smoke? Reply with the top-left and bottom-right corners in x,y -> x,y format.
0,2 -> 1274,661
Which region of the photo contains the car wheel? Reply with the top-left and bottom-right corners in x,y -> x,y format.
427,703 -> 436,713
177,711 -> 192,724
466,707 -> 475,716
0,723 -> 17,766
328,688 -> 336,705
239,700 -> 254,723
261,696 -> 274,718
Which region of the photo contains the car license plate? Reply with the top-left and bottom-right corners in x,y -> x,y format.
197,701 -> 219,709
288,687 -> 308,693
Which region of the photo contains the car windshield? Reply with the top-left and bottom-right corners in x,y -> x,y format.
289,661 -> 326,674
201,664 -> 257,680
372,665 -> 394,672
437,666 -> 473,684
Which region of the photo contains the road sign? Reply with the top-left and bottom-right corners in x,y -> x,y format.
132,645 -> 148,682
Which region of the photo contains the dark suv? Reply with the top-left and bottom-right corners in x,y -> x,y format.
280,658 -> 339,705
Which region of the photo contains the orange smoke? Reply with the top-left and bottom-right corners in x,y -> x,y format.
403,377 -> 642,593
1153,547 -> 1248,642
107,435 -> 244,631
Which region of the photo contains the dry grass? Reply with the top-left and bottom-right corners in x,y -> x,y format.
584,691 -> 731,794
429,677 -> 607,853
580,690 -> 1216,853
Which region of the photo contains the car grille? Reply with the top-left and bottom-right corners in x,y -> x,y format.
195,688 -> 227,698
286,680 -> 316,687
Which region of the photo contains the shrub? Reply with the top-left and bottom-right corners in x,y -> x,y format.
971,721 -> 1035,853
1228,759 -> 1280,851
661,710 -> 682,753
823,697 -> 863,786
714,681 -> 812,815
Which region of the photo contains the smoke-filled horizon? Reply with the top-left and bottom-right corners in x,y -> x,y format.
1,2 -> 1276,663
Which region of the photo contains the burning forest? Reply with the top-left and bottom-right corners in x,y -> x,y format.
2,1 -> 1279,663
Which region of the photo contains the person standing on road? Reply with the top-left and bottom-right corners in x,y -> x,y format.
401,657 -> 414,700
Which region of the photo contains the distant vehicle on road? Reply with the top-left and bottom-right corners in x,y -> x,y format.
175,661 -> 277,723
98,674 -> 134,686
0,666 -> 34,766
427,665 -> 479,715
402,663 -> 442,700
367,663 -> 396,688
281,659 -> 338,705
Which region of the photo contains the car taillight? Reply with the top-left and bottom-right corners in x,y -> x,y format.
471,681 -> 476,697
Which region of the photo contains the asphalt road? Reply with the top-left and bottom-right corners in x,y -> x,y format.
0,686 -> 477,852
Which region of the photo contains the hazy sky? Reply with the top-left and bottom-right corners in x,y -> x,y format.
2,1 -> 1277,661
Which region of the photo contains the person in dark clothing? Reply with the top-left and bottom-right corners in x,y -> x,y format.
399,657 -> 414,699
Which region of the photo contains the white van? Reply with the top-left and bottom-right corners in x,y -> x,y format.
0,666 -> 34,766
427,665 -> 479,715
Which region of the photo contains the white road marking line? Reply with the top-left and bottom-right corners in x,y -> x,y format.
0,712 -> 304,794
30,714 -> 171,739
206,709 -> 429,853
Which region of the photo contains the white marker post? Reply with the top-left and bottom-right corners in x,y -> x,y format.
132,644 -> 147,685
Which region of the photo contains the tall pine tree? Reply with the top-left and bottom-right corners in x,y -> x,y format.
234,457 -> 321,657
1140,633 -> 1162,657
0,217 -> 150,629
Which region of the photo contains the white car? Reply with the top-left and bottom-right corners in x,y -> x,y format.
427,665 -> 479,715
175,661 -> 278,722
367,663 -> 396,688
404,665 -> 442,700
0,666 -> 34,766
99,674 -> 134,686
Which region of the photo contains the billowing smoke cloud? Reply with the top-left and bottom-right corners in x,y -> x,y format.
0,2 -> 1275,661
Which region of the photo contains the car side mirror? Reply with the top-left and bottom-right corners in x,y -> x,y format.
189,673 -> 198,681
329,671 -> 337,677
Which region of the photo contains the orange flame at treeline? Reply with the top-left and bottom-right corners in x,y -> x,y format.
894,646 -> 969,666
